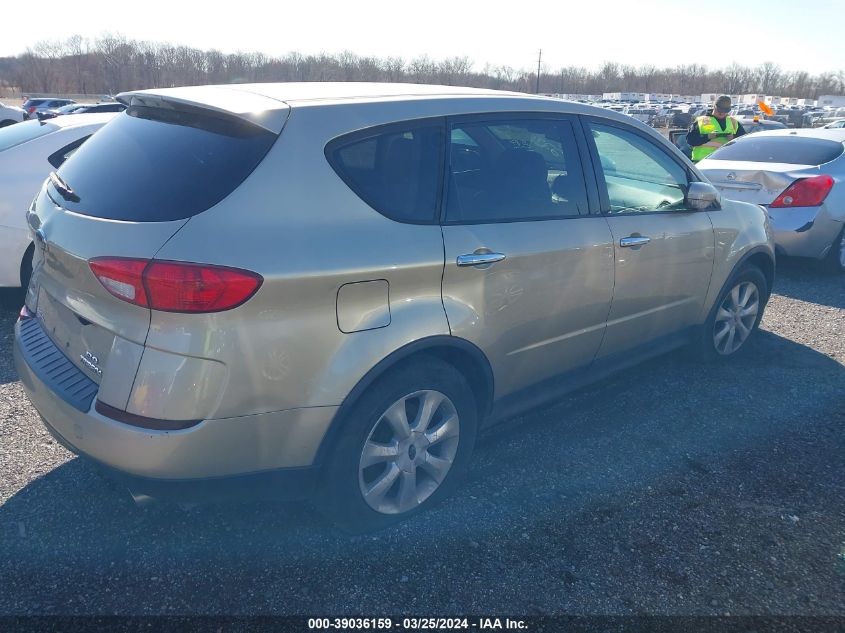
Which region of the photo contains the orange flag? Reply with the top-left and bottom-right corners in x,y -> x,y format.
758,101 -> 774,116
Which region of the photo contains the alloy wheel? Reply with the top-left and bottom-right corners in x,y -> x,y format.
358,390 -> 460,515
713,281 -> 759,355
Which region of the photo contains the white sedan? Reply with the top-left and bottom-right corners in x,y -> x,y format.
0,101 -> 27,127
0,113 -> 116,288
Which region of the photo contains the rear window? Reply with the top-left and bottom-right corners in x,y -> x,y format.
52,106 -> 278,221
710,135 -> 844,165
0,120 -> 58,152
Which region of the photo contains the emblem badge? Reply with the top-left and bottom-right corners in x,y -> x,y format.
80,351 -> 103,376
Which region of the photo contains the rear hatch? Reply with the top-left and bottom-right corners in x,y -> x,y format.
699,133 -> 844,205
25,93 -> 287,401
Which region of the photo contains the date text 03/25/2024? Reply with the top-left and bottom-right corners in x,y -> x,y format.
307,618 -> 528,630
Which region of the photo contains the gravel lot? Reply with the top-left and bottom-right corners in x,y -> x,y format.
1,260 -> 843,617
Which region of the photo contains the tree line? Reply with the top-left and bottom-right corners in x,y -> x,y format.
1,34 -> 843,99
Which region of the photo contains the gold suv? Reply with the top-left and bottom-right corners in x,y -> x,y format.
15,83 -> 775,530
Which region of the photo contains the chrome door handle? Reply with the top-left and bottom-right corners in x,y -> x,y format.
456,252 -> 506,267
620,236 -> 651,248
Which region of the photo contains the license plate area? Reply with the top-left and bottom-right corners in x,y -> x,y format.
36,288 -> 113,384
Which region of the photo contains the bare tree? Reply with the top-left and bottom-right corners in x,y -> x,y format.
5,33 -> 843,100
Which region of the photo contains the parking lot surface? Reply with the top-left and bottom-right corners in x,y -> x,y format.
1,261 -> 843,616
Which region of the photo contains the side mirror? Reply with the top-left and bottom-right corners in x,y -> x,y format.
686,181 -> 721,210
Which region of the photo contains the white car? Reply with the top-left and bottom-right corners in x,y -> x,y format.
0,101 -> 26,127
0,113 -> 116,288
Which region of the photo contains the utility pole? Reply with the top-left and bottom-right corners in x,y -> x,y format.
536,49 -> 542,94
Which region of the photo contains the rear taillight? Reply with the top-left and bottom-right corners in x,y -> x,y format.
89,258 -> 262,313
770,175 -> 834,208
27,106 -> 35,114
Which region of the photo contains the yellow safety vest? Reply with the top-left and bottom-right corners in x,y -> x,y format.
691,115 -> 738,162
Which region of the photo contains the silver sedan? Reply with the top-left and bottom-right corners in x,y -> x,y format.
698,129 -> 845,273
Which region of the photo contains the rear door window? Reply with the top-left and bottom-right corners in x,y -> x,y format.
445,117 -> 588,223
710,135 -> 844,164
47,135 -> 90,169
52,106 -> 279,221
326,120 -> 444,224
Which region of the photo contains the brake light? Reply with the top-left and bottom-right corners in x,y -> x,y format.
89,258 -> 148,306
89,258 -> 262,313
770,175 -> 834,208
27,106 -> 35,114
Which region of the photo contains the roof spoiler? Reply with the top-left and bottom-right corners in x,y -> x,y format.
116,86 -> 289,134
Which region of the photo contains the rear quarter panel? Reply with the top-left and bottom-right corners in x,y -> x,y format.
139,104 -> 452,420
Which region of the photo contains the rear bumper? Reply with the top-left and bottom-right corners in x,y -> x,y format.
38,411 -> 319,503
766,204 -> 842,259
14,318 -> 337,486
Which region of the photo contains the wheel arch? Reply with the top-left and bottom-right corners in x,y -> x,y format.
736,247 -> 775,299
20,242 -> 35,288
312,336 -> 494,467
702,244 -> 775,323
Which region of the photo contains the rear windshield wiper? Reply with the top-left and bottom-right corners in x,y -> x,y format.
48,172 -> 80,203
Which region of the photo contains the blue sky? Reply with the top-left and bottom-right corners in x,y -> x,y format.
4,0 -> 842,74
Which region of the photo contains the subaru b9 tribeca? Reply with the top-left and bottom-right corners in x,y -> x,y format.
14,83 -> 775,530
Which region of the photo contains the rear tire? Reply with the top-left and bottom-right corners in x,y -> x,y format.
691,265 -> 768,362
821,226 -> 845,274
318,357 -> 477,533
20,246 -> 33,290
0,120 -> 15,128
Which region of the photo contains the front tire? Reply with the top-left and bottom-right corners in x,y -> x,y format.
692,265 -> 768,362
319,357 -> 477,532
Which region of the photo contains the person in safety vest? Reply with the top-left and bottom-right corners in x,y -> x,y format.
687,95 -> 746,162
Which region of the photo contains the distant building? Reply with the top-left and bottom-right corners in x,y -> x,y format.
817,95 -> 845,108
602,92 -> 645,102
543,93 -> 602,102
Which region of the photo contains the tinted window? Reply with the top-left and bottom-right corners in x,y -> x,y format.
57,104 -> 85,114
589,122 -> 689,213
48,135 -> 90,169
328,122 -> 444,223
0,120 -> 58,152
52,106 -> 278,222
91,104 -> 125,113
709,135 -> 844,164
445,118 -> 587,223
